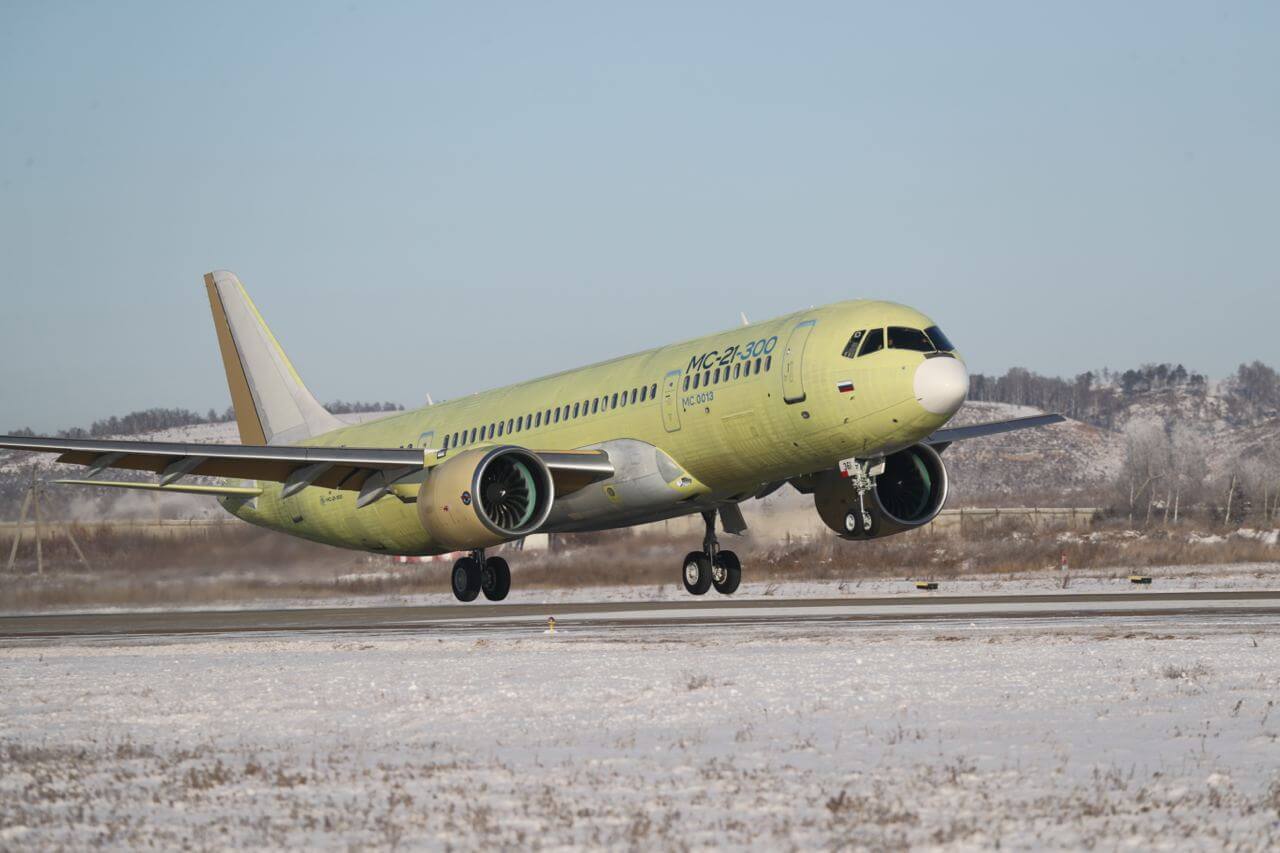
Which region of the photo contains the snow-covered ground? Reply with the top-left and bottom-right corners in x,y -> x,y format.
2,616 -> 1278,848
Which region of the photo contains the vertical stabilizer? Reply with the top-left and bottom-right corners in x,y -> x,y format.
204,270 -> 343,445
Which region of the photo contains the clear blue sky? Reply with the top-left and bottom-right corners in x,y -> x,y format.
2,1 -> 1277,432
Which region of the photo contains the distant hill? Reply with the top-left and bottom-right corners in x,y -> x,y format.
4,366 -> 1277,523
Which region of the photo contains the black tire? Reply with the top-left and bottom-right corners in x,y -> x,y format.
451,557 -> 481,602
682,551 -> 712,595
712,550 -> 741,595
482,556 -> 511,602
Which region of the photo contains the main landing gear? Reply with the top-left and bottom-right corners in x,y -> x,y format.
451,550 -> 511,602
682,509 -> 741,596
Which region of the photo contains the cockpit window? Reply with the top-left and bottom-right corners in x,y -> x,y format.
841,329 -> 866,358
924,325 -> 956,352
857,327 -> 884,357
887,326 -> 935,352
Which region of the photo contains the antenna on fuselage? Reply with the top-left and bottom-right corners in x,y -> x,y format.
740,312 -> 750,327
425,393 -> 434,406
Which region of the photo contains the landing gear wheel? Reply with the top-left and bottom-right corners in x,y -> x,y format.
451,557 -> 481,602
682,551 -> 713,596
712,550 -> 741,595
481,556 -> 511,602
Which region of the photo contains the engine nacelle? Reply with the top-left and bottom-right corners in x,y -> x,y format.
815,443 -> 949,540
418,446 -> 555,551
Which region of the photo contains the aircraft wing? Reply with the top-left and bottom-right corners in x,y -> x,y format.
0,435 -> 615,507
923,414 -> 1065,449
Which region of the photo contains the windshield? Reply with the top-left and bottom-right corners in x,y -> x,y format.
887,326 -> 935,352
924,325 -> 956,352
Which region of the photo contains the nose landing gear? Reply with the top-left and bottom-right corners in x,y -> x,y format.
451,550 -> 511,602
682,509 -> 741,596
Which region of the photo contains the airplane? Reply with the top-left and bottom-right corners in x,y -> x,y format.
0,271 -> 1062,602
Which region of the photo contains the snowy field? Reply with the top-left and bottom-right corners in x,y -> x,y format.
3,616 -> 1280,849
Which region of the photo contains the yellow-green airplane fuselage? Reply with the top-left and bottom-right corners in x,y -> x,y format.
222,299 -> 963,555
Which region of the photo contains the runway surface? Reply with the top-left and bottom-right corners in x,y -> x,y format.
3,589 -> 1280,639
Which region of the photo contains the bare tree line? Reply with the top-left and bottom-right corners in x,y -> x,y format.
971,362 -> 1280,527
969,361 -> 1279,430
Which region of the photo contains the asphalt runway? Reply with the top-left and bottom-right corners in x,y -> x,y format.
3,589 -> 1280,640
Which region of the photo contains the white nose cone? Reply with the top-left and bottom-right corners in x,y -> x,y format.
914,357 -> 968,415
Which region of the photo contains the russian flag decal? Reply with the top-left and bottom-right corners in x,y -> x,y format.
836,380 -> 855,393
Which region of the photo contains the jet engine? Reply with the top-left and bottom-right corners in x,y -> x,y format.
418,446 -> 555,551
814,443 -> 948,540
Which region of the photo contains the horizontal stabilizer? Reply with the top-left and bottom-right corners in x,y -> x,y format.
54,480 -> 264,498
925,414 -> 1066,448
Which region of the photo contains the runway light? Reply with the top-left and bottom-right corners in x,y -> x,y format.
1129,575 -> 1153,585
915,581 -> 939,591
547,616 -> 556,634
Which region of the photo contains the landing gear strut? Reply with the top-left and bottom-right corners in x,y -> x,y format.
682,509 -> 741,596
843,459 -> 878,536
452,550 -> 511,602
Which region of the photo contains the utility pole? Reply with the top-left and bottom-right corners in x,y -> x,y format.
5,477 -> 33,572
3,472 -> 90,574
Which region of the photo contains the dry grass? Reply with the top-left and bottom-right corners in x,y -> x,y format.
1,515 -> 1276,611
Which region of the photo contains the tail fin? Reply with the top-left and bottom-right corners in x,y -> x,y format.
204,270 -> 343,445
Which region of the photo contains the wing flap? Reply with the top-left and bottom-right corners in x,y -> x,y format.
54,479 -> 264,497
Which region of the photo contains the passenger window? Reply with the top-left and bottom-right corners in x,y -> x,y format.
733,363 -> 740,379
611,392 -> 619,408
442,434 -> 450,451
764,355 -> 772,372
554,409 -> 560,424
497,422 -> 504,437
702,370 -> 710,387
631,388 -> 638,404
489,424 -> 496,439
535,412 -> 542,428
858,328 -> 884,356
650,383 -> 657,398
713,367 -> 720,384
924,325 -> 956,352
743,360 -> 751,377
470,428 -> 477,443
619,392 -> 627,408
591,399 -> 599,415
693,373 -> 700,389
754,357 -> 762,373
842,329 -> 866,358
887,326 -> 935,352
573,403 -> 580,418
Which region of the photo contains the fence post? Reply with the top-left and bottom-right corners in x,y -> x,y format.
33,481 -> 44,575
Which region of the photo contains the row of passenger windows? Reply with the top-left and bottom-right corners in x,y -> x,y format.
681,355 -> 773,393
841,325 -> 956,359
439,382 -> 660,452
